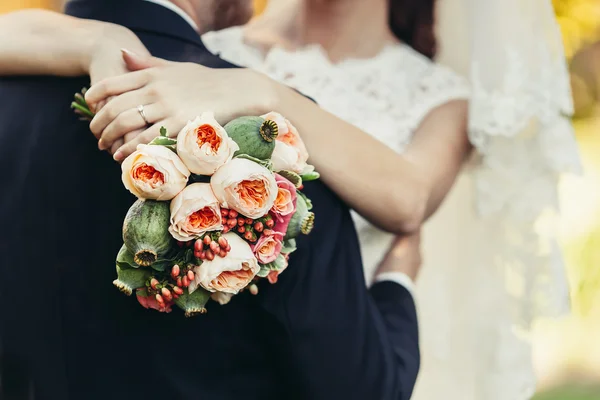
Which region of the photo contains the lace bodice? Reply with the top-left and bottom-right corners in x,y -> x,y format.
203,27 -> 470,276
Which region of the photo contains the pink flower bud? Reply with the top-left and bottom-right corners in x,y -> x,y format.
206,249 -> 215,261
173,286 -> 184,295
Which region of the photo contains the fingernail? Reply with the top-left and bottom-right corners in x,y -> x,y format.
121,48 -> 137,57
98,139 -> 105,150
113,151 -> 123,161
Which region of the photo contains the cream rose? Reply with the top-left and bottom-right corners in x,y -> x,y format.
262,112 -> 310,174
189,233 -> 259,294
121,144 -> 190,200
168,183 -> 223,241
176,112 -> 239,175
210,158 -> 278,219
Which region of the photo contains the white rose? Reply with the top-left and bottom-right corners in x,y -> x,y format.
121,144 -> 190,200
176,112 -> 239,175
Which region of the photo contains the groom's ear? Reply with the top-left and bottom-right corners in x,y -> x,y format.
121,49 -> 169,71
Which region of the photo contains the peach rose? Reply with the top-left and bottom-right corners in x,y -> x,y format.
210,158 -> 278,219
168,183 -> 223,241
271,174 -> 297,223
176,112 -> 239,175
252,231 -> 283,264
262,112 -> 310,174
189,233 -> 259,294
121,144 -> 190,200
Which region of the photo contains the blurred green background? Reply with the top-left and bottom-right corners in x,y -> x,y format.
1,0 -> 599,398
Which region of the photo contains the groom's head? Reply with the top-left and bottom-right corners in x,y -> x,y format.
172,0 -> 255,33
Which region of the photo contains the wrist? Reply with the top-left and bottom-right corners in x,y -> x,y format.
251,70 -> 284,115
78,19 -> 106,75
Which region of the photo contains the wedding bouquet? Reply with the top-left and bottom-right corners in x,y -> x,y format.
72,92 -> 318,316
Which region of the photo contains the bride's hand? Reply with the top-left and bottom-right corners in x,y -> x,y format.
374,232 -> 422,282
84,52 -> 276,161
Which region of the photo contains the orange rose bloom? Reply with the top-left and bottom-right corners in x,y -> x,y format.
121,144 -> 190,200
169,183 -> 223,241
210,158 -> 278,219
176,112 -> 238,175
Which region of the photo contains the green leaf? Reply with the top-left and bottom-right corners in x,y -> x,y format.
70,102 -> 94,119
258,254 -> 287,276
160,126 -> 167,137
300,169 -> 320,182
271,254 -> 287,271
296,191 -> 313,211
234,154 -> 273,170
277,170 -> 302,188
281,238 -> 297,254
149,257 -> 176,272
148,135 -> 177,147
257,264 -> 271,278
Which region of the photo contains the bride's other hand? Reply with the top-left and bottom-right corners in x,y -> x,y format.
86,25 -> 151,88
85,52 -> 274,161
375,232 -> 422,282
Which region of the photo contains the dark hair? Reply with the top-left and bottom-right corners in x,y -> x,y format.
389,0 -> 437,59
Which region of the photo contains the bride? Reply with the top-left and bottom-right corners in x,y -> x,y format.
0,0 -> 579,398
207,1 -> 580,397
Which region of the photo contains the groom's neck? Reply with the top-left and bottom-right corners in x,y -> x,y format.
168,0 -> 204,31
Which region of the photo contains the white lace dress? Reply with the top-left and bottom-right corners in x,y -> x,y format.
203,26 -> 580,400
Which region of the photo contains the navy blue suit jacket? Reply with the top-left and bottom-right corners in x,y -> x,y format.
0,1 -> 419,399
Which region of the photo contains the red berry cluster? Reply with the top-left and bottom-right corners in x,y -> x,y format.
221,208 -> 275,244
148,264 -> 195,309
194,234 -> 231,260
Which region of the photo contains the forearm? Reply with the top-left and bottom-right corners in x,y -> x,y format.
271,81 -> 428,234
401,100 -> 471,220
0,10 -> 99,76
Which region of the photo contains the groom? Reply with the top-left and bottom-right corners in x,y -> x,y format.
0,0 -> 420,399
